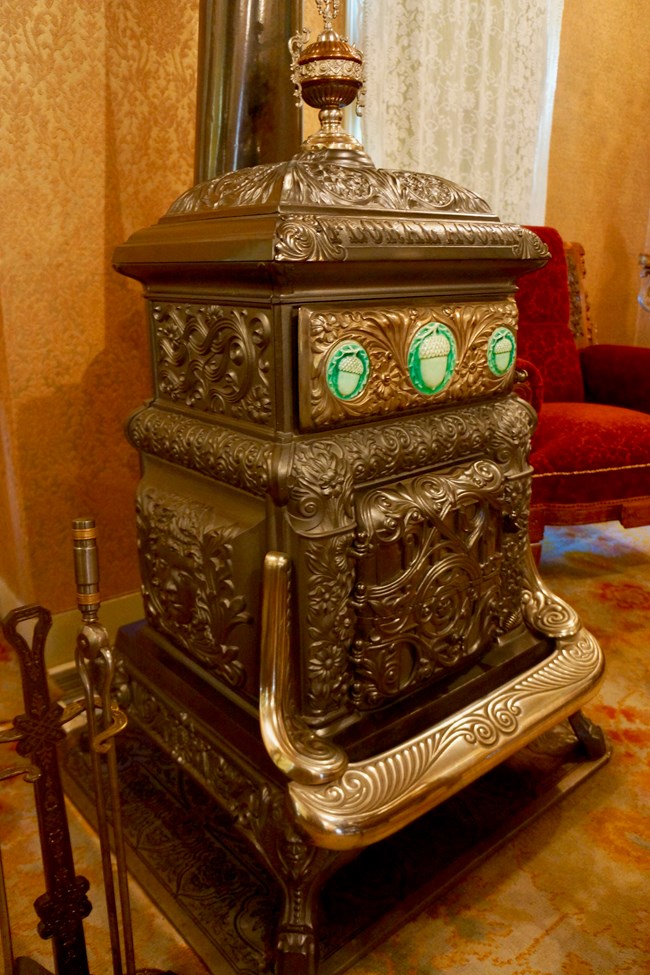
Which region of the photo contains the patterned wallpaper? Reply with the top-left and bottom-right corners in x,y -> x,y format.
1,0 -> 646,614
0,0 -> 200,612
546,0 -> 650,346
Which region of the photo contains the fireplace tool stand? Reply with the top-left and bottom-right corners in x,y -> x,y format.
0,520 -> 174,975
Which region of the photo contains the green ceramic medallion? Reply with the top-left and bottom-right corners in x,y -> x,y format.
487,326 -> 516,376
407,322 -> 456,395
326,340 -> 370,400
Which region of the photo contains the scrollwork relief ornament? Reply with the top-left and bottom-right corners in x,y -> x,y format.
152,303 -> 272,424
300,395 -> 531,489
164,158 -> 497,219
136,487 -> 251,687
351,461 -> 505,706
280,161 -> 492,214
127,407 -> 272,497
275,216 -> 546,262
495,473 -> 531,633
127,677 -> 281,854
166,162 -> 285,216
521,543 -> 581,639
286,439 -> 357,718
126,672 -> 341,966
275,214 -> 346,261
488,397 -> 536,469
287,439 -> 355,534
289,629 -> 602,841
303,531 -> 356,718
258,794 -> 341,969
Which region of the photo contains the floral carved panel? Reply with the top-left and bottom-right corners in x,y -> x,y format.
351,459 -> 506,707
286,439 -> 357,721
152,303 -> 273,425
136,486 -> 252,689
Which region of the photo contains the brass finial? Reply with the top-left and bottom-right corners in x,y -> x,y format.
289,0 -> 371,164
315,0 -> 340,32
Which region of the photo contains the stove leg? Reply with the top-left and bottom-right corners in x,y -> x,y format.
569,709 -> 608,759
273,842 -> 341,975
265,813 -> 349,975
275,881 -> 319,975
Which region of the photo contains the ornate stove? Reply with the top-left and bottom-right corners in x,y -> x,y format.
112,8 -> 605,973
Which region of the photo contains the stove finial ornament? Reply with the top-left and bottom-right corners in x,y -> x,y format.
289,0 -> 371,165
315,0 -> 339,32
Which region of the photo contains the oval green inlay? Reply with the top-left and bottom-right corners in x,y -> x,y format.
407,322 -> 457,395
487,326 -> 516,376
326,341 -> 370,401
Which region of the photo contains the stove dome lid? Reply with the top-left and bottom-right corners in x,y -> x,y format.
166,153 -> 496,222
115,5 -> 548,269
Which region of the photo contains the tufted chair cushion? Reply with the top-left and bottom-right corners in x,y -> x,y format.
516,226 -> 571,327
516,226 -> 650,548
517,322 -> 585,402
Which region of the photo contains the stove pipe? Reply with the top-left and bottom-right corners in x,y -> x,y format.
194,0 -> 303,182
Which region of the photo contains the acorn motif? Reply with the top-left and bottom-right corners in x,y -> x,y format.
337,353 -> 365,398
326,341 -> 370,400
408,324 -> 456,394
488,327 -> 516,376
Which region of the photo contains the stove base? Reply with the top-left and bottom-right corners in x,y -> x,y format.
61,720 -> 609,975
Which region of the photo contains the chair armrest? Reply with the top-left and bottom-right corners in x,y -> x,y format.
581,344 -> 650,414
514,357 -> 544,413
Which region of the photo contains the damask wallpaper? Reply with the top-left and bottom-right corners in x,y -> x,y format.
546,0 -> 650,346
0,0 -> 647,617
0,0 -> 200,613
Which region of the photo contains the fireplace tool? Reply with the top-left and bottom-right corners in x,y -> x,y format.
0,522 -> 173,975
1,603 -> 91,975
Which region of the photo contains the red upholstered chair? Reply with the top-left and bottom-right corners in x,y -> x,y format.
515,225 -> 650,558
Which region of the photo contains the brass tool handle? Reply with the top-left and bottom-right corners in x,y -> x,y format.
71,518 -> 138,975
72,517 -> 100,614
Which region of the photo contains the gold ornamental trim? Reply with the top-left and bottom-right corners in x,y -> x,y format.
76,592 -> 100,607
298,59 -> 364,82
288,627 -> 604,849
534,461 -> 650,478
299,299 -> 518,429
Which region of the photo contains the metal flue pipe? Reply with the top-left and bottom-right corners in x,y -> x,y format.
194,0 -> 302,183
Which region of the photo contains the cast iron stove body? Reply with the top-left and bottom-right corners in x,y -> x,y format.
113,149 -> 605,972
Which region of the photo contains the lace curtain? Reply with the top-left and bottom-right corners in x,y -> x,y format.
353,0 -> 564,223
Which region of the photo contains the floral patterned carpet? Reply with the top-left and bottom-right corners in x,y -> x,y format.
1,522 -> 649,975
346,522 -> 650,975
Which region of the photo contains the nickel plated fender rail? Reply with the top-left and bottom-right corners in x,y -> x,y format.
259,550 -> 605,851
